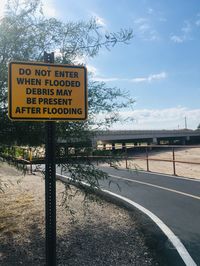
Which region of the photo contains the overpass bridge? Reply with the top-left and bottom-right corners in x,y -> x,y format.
92,129 -> 200,148
58,129 -> 200,150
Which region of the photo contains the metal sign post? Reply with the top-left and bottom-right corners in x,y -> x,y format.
44,52 -> 56,266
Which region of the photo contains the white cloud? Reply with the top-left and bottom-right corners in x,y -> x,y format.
87,64 -> 98,75
108,107 -> 200,130
92,77 -> 119,82
0,0 -> 7,18
130,77 -> 147,83
73,57 -> 98,76
42,0 -> 58,18
196,20 -> 200,26
170,35 -> 184,43
131,72 -> 167,83
133,17 -> 159,41
90,12 -> 106,27
95,16 -> 106,27
134,18 -> 148,24
92,71 -> 167,83
170,20 -> 194,43
147,8 -> 154,15
194,13 -> 200,27
181,21 -> 192,34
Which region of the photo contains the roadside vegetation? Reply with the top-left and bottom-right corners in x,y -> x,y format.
0,0 -> 134,193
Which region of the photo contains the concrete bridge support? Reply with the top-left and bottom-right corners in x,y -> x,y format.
182,139 -> 186,145
112,143 -> 115,151
122,142 -> 126,152
153,137 -> 158,145
186,136 -> 190,141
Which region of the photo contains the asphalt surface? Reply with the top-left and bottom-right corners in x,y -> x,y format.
97,166 -> 200,265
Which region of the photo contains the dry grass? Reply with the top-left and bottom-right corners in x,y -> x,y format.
0,161 -> 163,266
0,193 -> 34,235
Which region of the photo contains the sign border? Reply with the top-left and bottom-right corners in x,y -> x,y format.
8,61 -> 87,121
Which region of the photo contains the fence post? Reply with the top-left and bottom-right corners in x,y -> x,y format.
22,148 -> 25,160
29,148 -> 33,174
146,147 -> 149,172
172,147 -> 176,176
125,147 -> 128,169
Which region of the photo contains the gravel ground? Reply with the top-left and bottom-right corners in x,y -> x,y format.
0,161 -> 166,266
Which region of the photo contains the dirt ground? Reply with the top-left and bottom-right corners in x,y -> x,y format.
0,161 -> 165,266
110,147 -> 200,179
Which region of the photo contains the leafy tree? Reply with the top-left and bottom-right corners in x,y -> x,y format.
0,0 -> 134,193
197,124 -> 200,129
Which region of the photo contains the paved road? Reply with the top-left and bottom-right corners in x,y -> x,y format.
97,166 -> 200,266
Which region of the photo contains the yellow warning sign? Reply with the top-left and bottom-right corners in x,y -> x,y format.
8,62 -> 87,121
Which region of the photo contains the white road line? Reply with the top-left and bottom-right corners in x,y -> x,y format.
109,174 -> 200,200
100,166 -> 200,182
130,169 -> 200,182
102,190 -> 197,266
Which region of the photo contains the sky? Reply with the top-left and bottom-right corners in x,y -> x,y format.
1,0 -> 200,130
